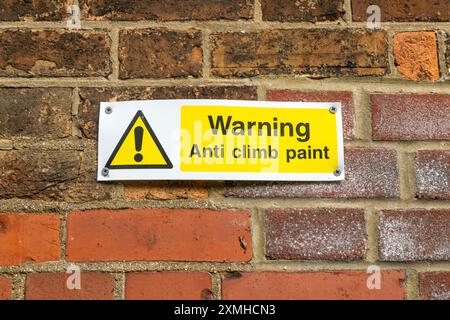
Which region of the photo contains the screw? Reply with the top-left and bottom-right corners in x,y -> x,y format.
333,168 -> 342,177
329,106 -> 338,114
101,167 -> 110,177
105,106 -> 112,114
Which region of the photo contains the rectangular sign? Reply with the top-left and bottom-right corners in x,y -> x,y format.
97,100 -> 344,181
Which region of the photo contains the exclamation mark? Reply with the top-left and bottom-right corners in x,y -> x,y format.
134,126 -> 144,163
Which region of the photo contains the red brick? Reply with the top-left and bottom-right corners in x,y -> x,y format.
267,90 -> 356,139
0,30 -> 111,77
67,209 -> 251,262
419,273 -> 450,300
26,272 -> 114,300
0,277 -> 12,300
222,271 -> 406,300
0,88 -> 72,139
352,1 -> 450,22
81,0 -> 254,21
372,94 -> 450,141
211,29 -> 388,78
379,210 -> 450,261
119,29 -> 202,79
225,148 -> 400,198
0,214 -> 60,266
78,86 -> 257,139
265,208 -> 366,260
416,150 -> 450,200
0,0 -> 69,21
260,0 -> 344,22
125,272 -> 213,300
0,150 -> 115,202
393,32 -> 439,82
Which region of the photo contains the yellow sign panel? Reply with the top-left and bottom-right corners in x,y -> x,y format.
181,106 -> 339,173
105,111 -> 172,169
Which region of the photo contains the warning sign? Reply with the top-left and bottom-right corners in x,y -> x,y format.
97,100 -> 344,181
105,111 -> 172,169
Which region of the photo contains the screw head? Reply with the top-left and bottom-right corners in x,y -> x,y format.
101,167 -> 110,177
333,168 -> 342,177
329,106 -> 338,114
105,106 -> 112,114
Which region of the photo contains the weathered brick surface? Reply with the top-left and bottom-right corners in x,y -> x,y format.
67,209 -> 251,262
379,210 -> 450,261
0,88 -> 72,139
0,150 -> 115,202
0,0 -> 69,21
26,272 -> 114,300
0,214 -> 60,266
225,148 -> 400,198
372,94 -> 450,141
78,86 -> 257,139
265,209 -> 366,260
124,181 -> 208,200
352,0 -> 450,22
419,273 -> 450,300
260,0 -> 344,22
267,90 -> 356,139
0,30 -> 111,77
119,29 -> 202,79
447,35 -> 450,76
393,32 -> 439,82
0,277 -> 12,300
125,272 -> 213,300
81,0 -> 254,21
222,271 -> 406,300
415,150 -> 450,200
210,29 -> 388,78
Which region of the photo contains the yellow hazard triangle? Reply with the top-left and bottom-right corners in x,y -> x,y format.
105,110 -> 173,169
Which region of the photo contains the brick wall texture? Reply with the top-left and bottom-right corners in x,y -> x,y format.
0,0 -> 449,300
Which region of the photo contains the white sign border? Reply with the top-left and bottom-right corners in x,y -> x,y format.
97,100 -> 345,182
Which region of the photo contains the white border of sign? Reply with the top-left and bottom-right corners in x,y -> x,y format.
97,100 -> 344,181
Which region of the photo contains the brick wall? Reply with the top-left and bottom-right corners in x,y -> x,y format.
0,0 -> 449,300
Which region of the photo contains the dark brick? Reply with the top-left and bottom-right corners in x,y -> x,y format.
0,30 -> 111,77
225,148 -> 400,199
0,88 -> 72,139
81,0 -> 254,21
352,0 -> 450,22
415,150 -> 450,200
78,86 -> 257,139
0,150 -> 114,202
372,94 -> 450,141
379,210 -> 450,261
419,273 -> 450,300
211,29 -> 388,78
0,0 -> 69,21
267,90 -> 356,139
119,29 -> 202,79
265,208 -> 366,260
261,0 -> 344,22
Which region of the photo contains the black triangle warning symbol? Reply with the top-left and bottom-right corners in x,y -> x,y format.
105,111 -> 173,169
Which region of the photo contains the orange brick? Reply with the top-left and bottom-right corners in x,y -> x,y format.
222,271 -> 406,300
393,32 -> 439,82
126,272 -> 213,300
124,181 -> 208,200
0,214 -> 60,266
67,209 -> 251,262
26,272 -> 114,300
0,277 -> 12,300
